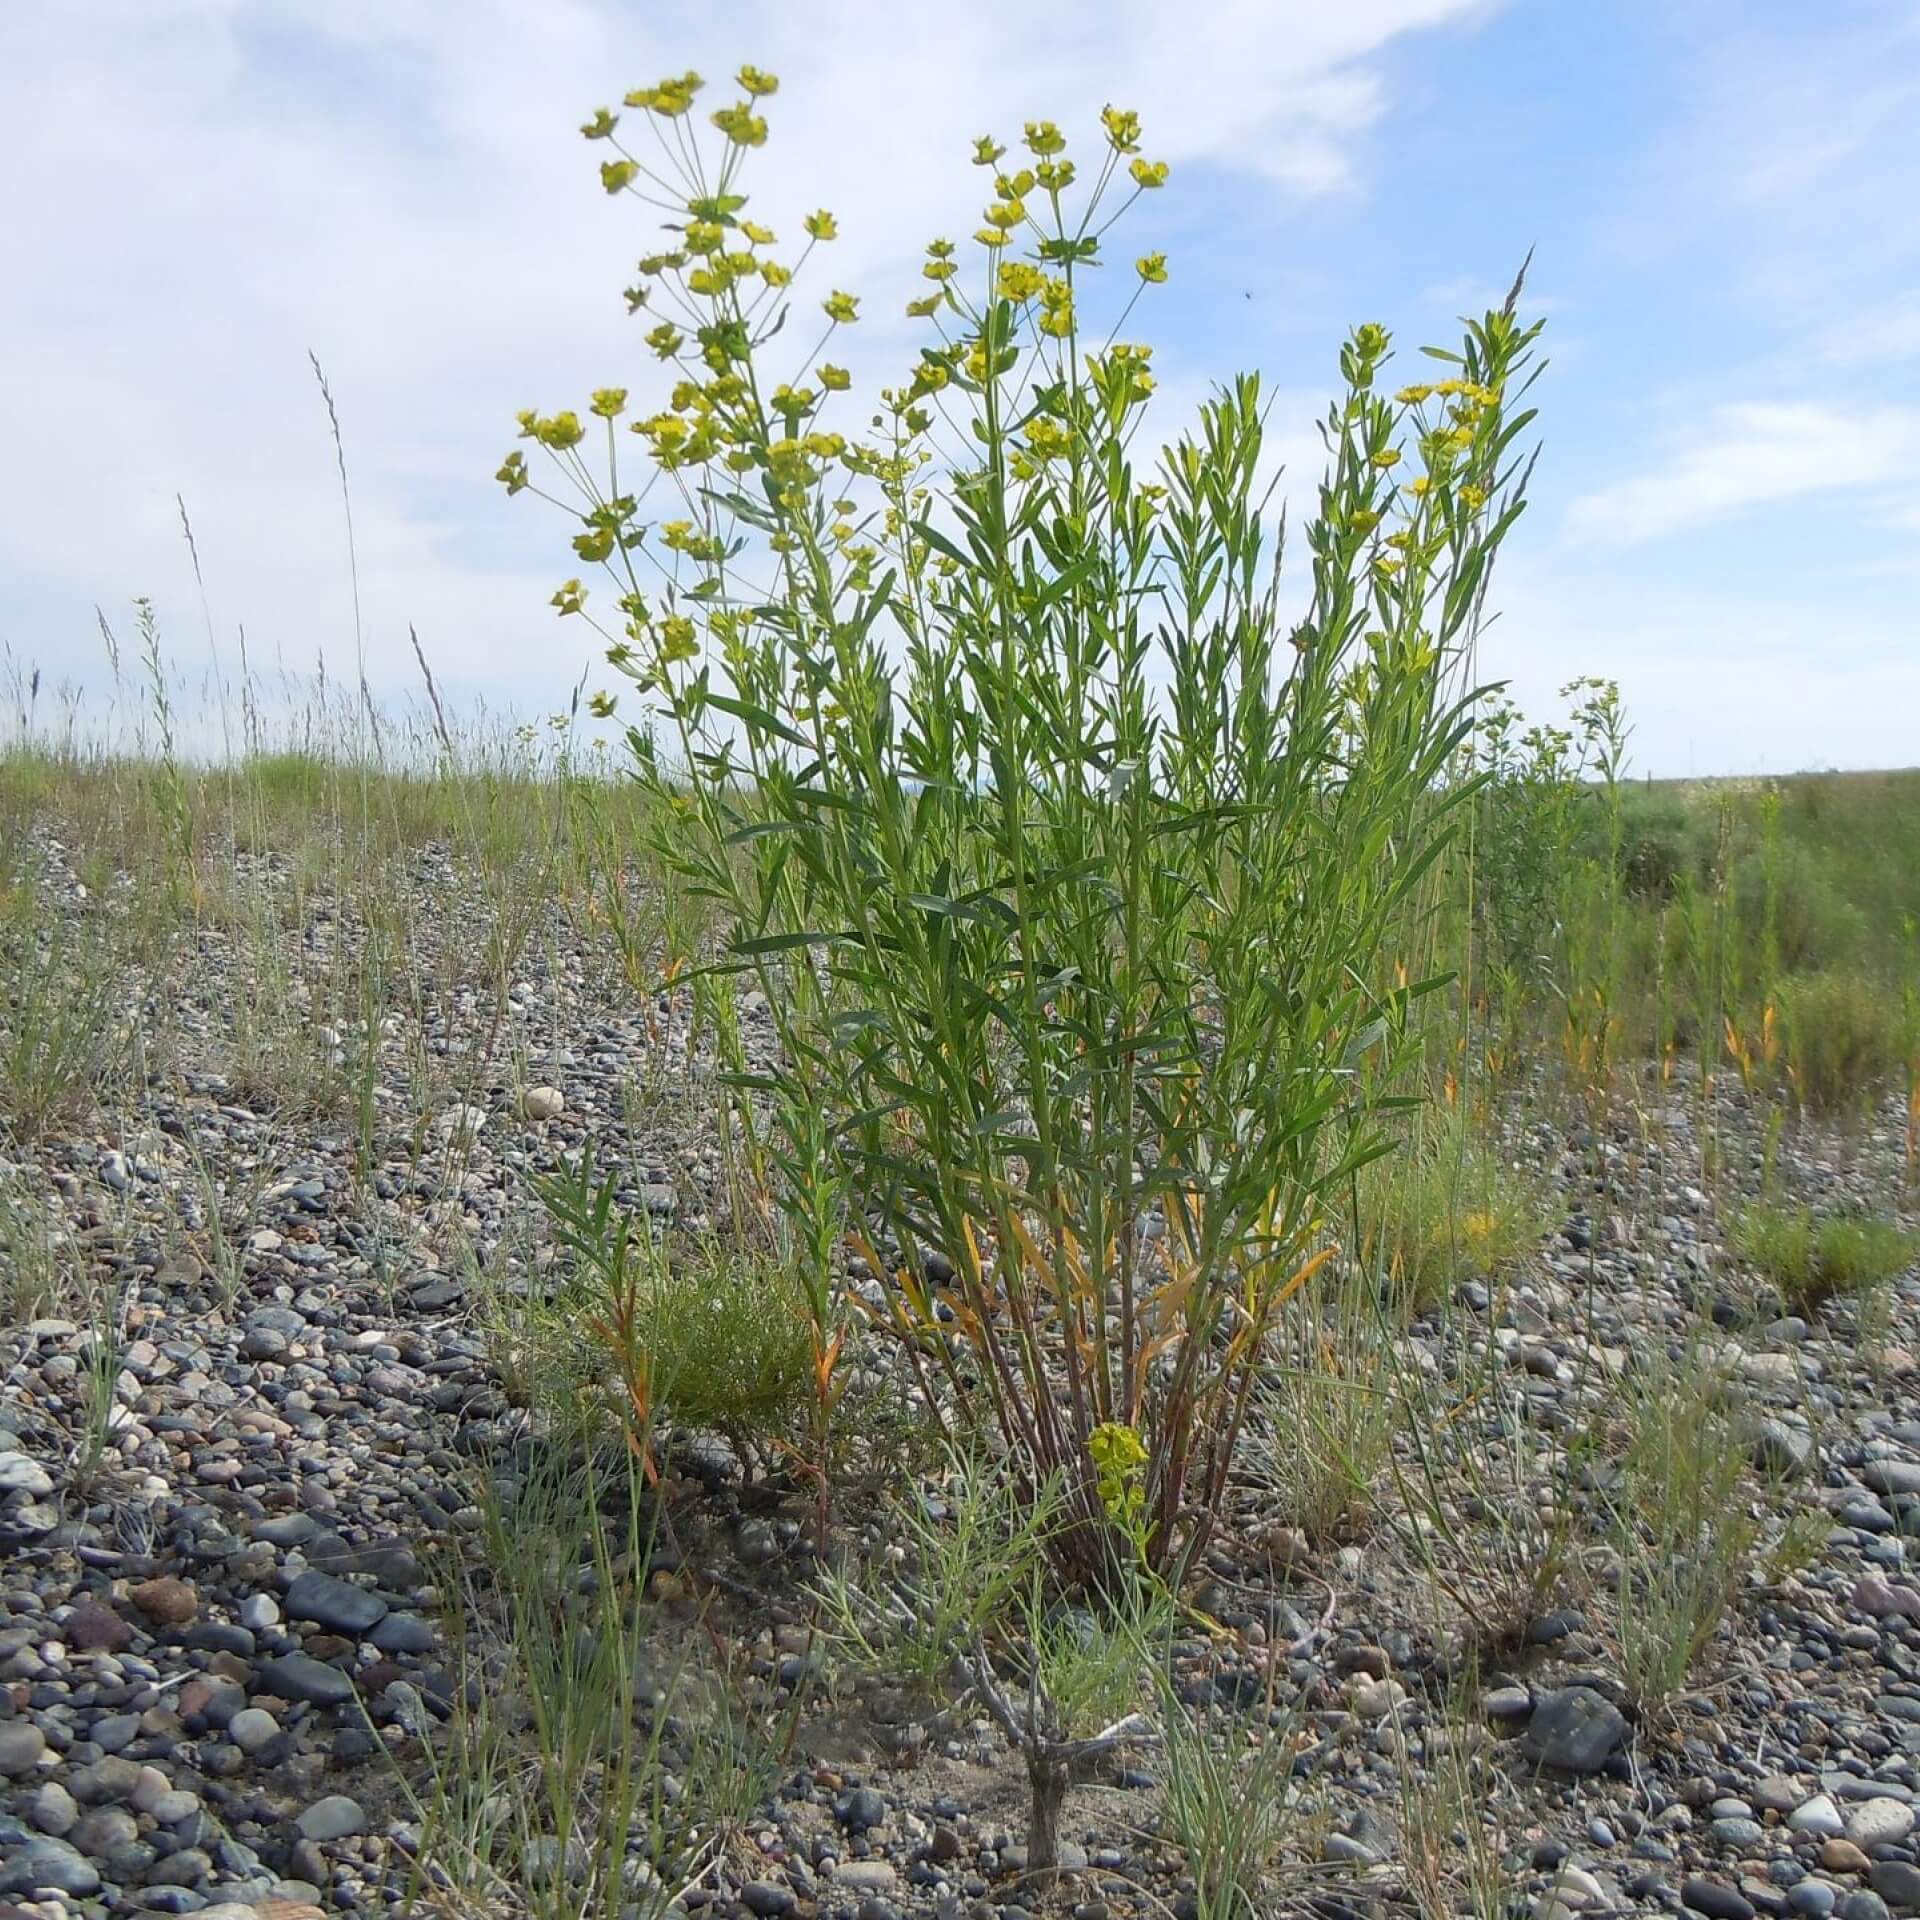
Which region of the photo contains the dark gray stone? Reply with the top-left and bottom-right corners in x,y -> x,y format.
1522,1687 -> 1631,1774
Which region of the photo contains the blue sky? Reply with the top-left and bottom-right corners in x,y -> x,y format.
3,0 -> 1917,773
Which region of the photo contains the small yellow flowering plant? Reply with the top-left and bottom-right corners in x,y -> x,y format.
506,67 -> 1544,1586
1087,1421 -> 1151,1564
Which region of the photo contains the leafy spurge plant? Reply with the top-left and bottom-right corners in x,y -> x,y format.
507,66 -> 1545,1583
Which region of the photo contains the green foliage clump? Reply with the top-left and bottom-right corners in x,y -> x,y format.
534,1153 -> 812,1466
1359,1105 -> 1558,1314
1604,1342 -> 1758,1714
1778,970 -> 1903,1114
1730,1202 -> 1918,1310
0,873 -> 129,1144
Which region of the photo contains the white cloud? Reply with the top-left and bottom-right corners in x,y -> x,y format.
1563,402 -> 1920,546
1482,559 -> 1920,777
1823,294 -> 1920,367
0,0 -> 1496,713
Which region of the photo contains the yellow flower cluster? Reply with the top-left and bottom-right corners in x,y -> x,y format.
711,102 -> 768,147
997,261 -> 1043,303
1394,378 -> 1502,409
524,87 -> 1208,689
516,409 -> 585,450
624,71 -> 703,116
1036,276 -> 1074,338
1024,415 -> 1076,463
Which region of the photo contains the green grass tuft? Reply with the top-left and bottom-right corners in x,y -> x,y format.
1730,1202 -> 1919,1311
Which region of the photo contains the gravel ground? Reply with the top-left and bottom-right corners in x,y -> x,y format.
4,837 -> 1920,1920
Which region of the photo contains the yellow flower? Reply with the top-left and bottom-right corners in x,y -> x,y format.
822,290 -> 859,324
973,228 -> 1008,249
923,259 -> 957,282
759,259 -> 792,288
997,261 -> 1044,302
1101,105 -> 1142,153
579,107 -> 618,140
551,578 -> 587,616
736,63 -> 778,97
600,160 -> 639,194
589,388 -> 628,418
818,363 -> 851,391
658,616 -> 698,664
972,135 -> 1006,167
1410,475 -> 1432,497
905,294 -> 941,317
495,451 -> 528,494
1135,252 -> 1167,284
710,103 -> 768,147
645,323 -> 685,359
587,689 -> 618,719
1025,416 -> 1075,460
534,411 -> 586,450
1128,158 -> 1169,188
1024,119 -> 1066,156
983,198 -> 1024,230
994,168 -> 1036,199
625,71 -> 702,116
1035,159 -> 1076,191
1395,383 -> 1435,406
1459,482 -> 1488,510
634,411 -> 689,452
1372,447 -> 1402,468
804,209 -> 838,241
573,524 -> 615,563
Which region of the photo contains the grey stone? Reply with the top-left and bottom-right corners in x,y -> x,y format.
1683,1879 -> 1756,1920
1754,1420 -> 1815,1476
1846,1800 -> 1914,1849
0,1450 -> 54,1496
296,1793 -> 367,1841
1870,1865 -> 1920,1914
1521,1687 -> 1630,1773
840,1786 -> 887,1832
228,1707 -> 281,1754
285,1567 -> 388,1635
1793,1797 -> 1847,1839
258,1652 -> 356,1705
28,1780 -> 79,1835
0,1720 -> 47,1776
71,1804 -> 141,1855
0,1835 -> 103,1897
369,1611 -> 436,1654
